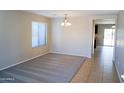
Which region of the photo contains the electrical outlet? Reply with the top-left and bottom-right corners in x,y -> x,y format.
121,74 -> 124,80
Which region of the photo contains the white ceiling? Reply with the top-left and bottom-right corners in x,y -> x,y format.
25,10 -> 119,18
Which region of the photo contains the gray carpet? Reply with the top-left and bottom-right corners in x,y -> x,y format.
0,53 -> 86,83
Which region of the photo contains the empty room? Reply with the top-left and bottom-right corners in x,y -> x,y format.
0,10 -> 124,83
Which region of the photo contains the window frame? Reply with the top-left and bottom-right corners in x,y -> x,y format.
32,21 -> 47,48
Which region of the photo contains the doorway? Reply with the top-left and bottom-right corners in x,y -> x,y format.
103,28 -> 115,46
94,24 -> 115,48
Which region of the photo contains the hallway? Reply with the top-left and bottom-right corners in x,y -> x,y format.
71,46 -> 119,83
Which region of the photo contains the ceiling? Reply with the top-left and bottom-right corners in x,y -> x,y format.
25,10 -> 119,18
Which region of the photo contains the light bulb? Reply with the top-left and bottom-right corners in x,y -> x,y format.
66,22 -> 72,26
61,22 -> 65,26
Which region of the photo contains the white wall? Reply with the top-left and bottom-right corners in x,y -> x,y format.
0,11 -> 51,70
115,10 -> 124,82
50,16 -> 93,58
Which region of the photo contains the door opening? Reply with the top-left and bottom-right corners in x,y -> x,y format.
103,28 -> 115,46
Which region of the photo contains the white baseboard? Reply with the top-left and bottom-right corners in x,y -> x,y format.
113,61 -> 122,83
0,52 -> 49,71
50,51 -> 85,57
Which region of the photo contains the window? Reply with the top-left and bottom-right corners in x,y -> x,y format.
104,28 -> 115,46
32,22 -> 47,48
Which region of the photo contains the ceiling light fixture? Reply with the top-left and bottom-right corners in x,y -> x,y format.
61,14 -> 72,27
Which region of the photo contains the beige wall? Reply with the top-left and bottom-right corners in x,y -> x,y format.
0,11 -> 51,70
50,16 -> 93,58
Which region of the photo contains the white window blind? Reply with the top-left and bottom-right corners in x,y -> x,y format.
32,22 -> 47,48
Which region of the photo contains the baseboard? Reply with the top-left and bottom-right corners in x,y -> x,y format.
50,51 -> 86,57
113,61 -> 122,83
0,52 -> 49,71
